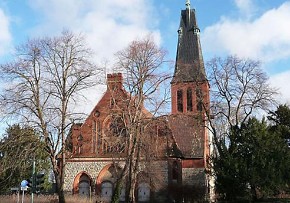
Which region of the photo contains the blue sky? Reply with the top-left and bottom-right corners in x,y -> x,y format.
0,0 -> 290,132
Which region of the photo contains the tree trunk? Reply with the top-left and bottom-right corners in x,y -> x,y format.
58,187 -> 65,203
125,158 -> 133,202
54,171 -> 65,203
251,185 -> 258,201
53,157 -> 66,203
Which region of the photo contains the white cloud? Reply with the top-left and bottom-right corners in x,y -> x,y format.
234,0 -> 255,18
203,1 -> 290,62
27,0 -> 161,63
0,8 -> 11,56
270,70 -> 290,105
235,0 -> 252,10
26,0 -> 161,115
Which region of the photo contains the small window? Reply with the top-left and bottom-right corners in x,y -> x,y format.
97,120 -> 102,153
77,134 -> 83,154
177,90 -> 183,112
172,161 -> 178,182
196,88 -> 203,111
92,121 -> 96,153
187,88 -> 193,112
77,144 -> 83,154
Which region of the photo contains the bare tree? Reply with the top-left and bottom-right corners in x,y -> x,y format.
0,31 -> 99,203
206,56 -> 277,150
205,56 -> 278,199
106,36 -> 171,202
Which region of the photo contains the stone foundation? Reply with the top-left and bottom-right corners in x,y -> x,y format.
63,159 -> 169,194
64,160 -> 111,192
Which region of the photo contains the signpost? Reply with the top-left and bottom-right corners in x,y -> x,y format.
11,187 -> 20,203
21,180 -> 28,188
20,180 -> 29,203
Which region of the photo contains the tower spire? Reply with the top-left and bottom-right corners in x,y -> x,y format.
172,0 -> 206,84
185,0 -> 190,9
171,0 -> 209,115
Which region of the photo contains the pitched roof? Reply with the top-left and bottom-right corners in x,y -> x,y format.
171,8 -> 207,83
168,114 -> 204,158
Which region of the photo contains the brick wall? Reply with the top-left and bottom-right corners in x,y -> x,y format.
182,168 -> 206,186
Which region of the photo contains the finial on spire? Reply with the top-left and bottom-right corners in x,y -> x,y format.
185,0 -> 190,9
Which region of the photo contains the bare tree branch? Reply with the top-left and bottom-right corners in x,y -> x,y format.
0,30 -> 101,203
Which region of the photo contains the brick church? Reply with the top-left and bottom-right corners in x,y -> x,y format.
63,1 -> 213,202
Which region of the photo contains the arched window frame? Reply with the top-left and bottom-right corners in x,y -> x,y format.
196,88 -> 203,112
177,89 -> 183,112
172,161 -> 179,183
77,134 -> 83,154
102,116 -> 127,154
79,173 -> 91,197
187,88 -> 193,112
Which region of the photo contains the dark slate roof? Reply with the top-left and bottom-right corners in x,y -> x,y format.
171,8 -> 207,83
168,114 -> 204,158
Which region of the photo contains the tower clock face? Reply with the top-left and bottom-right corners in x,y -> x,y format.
95,110 -> 100,117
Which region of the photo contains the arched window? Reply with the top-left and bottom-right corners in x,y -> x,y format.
97,120 -> 102,153
187,88 -> 193,112
172,161 -> 178,183
110,117 -> 127,137
92,121 -> 96,153
77,134 -> 83,154
196,88 -> 203,111
103,116 -> 127,154
177,90 -> 183,112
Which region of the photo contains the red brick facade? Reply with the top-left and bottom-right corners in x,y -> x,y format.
63,2 -> 214,201
171,82 -> 210,115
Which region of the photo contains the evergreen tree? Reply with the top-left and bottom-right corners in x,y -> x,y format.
213,117 -> 290,201
0,124 -> 50,193
239,118 -> 290,199
268,104 -> 290,139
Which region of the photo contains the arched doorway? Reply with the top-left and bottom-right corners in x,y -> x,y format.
137,183 -> 150,202
101,181 -> 113,201
96,164 -> 125,201
119,187 -> 125,202
72,171 -> 92,196
79,173 -> 91,198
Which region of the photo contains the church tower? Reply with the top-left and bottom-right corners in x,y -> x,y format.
171,0 -> 209,115
168,1 -> 213,199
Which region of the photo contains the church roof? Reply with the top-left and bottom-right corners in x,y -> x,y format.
168,114 -> 204,158
171,5 -> 207,83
